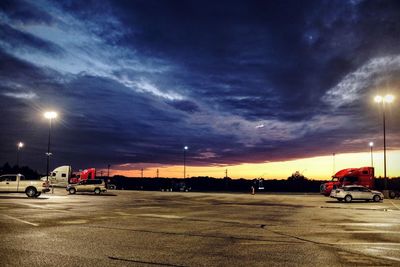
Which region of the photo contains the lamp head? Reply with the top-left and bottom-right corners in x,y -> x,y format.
44,111 -> 58,119
374,95 -> 383,103
384,94 -> 394,103
369,142 -> 374,147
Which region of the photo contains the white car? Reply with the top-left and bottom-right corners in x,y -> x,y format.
66,179 -> 107,195
330,185 -> 383,203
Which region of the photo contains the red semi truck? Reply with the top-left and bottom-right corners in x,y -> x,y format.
320,167 -> 375,196
69,168 -> 96,184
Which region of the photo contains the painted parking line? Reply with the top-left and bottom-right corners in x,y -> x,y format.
337,223 -> 397,227
138,214 -> 183,219
2,214 -> 39,226
320,206 -> 392,211
13,203 -> 70,213
389,200 -> 400,210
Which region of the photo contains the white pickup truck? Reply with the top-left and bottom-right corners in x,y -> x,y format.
0,174 -> 50,197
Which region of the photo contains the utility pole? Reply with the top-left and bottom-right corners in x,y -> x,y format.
141,168 -> 144,178
332,153 -> 336,174
183,146 -> 188,179
225,169 -> 228,179
156,169 -> 159,178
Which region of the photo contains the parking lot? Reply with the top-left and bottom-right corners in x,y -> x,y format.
1,189 -> 400,266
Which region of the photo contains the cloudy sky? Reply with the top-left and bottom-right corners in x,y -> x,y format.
0,0 -> 399,178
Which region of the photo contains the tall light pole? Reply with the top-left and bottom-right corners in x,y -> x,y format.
44,111 -> 58,182
369,142 -> 374,167
183,146 -> 188,179
16,142 -> 24,169
374,94 -> 394,191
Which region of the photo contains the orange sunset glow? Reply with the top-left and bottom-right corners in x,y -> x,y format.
109,150 -> 400,180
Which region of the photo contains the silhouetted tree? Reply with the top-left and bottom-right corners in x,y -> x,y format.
287,171 -> 307,181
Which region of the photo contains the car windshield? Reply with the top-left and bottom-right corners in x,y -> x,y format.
331,177 -> 338,182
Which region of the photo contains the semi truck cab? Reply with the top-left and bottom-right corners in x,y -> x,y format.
320,167 -> 374,196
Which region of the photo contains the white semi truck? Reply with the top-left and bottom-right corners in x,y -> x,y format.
40,165 -> 72,187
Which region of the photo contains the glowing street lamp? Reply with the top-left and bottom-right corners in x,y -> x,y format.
16,142 -> 24,168
44,111 -> 58,181
368,142 -> 374,168
183,146 -> 188,179
374,94 -> 395,191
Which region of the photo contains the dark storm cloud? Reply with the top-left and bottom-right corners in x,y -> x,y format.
0,0 -> 399,173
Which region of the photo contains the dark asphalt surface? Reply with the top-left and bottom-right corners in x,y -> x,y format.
1,189 -> 400,266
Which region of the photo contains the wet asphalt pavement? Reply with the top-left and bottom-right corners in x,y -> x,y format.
1,189 -> 400,266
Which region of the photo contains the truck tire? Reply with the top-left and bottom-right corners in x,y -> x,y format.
344,195 -> 352,203
94,188 -> 101,195
26,187 -> 37,198
69,188 -> 76,194
373,195 -> 381,202
35,192 -> 41,198
389,191 -> 396,199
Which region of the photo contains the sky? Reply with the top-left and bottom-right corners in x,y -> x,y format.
0,0 -> 399,179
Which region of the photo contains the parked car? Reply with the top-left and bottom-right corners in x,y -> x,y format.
0,174 -> 50,197
330,185 -> 383,203
66,179 -> 107,195
107,184 -> 116,190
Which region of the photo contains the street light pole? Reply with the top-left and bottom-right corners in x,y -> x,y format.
382,102 -> 388,190
369,142 -> 374,168
16,142 -> 24,169
44,111 -> 58,182
46,118 -> 52,182
183,146 -> 188,179
374,95 -> 394,192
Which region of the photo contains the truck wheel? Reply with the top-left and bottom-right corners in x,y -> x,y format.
94,188 -> 101,195
373,195 -> 381,202
389,191 -> 396,199
69,188 -> 76,194
344,195 -> 352,203
35,192 -> 41,198
26,187 -> 37,198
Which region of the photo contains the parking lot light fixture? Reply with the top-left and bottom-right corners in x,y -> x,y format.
368,142 -> 374,168
17,142 -> 24,168
183,146 -> 188,179
44,111 -> 58,119
44,111 -> 58,182
374,94 -> 394,192
384,94 -> 394,103
374,95 -> 383,103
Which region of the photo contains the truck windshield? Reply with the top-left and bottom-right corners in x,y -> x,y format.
344,176 -> 358,183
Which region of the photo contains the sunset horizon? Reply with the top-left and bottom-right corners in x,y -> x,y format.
106,149 -> 400,180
